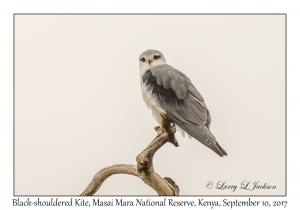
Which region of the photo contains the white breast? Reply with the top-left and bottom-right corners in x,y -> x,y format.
139,68 -> 165,124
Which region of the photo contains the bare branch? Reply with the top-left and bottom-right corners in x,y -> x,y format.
80,164 -> 137,196
80,114 -> 180,196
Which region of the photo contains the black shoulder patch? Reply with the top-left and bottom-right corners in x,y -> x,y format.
142,69 -> 181,105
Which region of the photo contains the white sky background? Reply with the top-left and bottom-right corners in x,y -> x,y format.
14,14 -> 285,196
1,0 -> 300,209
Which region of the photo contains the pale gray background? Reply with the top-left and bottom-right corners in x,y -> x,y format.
15,15 -> 285,195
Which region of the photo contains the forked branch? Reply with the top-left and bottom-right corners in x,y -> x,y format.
80,114 -> 180,196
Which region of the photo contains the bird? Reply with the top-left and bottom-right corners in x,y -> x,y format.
139,49 -> 227,157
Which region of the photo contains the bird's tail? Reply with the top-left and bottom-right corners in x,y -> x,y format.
168,112 -> 227,157
204,126 -> 227,157
203,125 -> 227,157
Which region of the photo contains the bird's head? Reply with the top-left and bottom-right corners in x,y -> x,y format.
139,49 -> 166,70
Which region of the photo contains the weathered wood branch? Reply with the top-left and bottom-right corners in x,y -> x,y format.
80,114 -> 180,196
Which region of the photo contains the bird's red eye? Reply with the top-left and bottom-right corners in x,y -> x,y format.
140,57 -> 145,62
153,55 -> 161,60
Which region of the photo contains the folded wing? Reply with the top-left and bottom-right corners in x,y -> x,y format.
148,64 -> 227,157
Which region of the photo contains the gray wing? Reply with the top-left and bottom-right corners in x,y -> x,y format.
150,64 -> 227,157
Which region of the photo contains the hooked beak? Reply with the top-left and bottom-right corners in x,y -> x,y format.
148,59 -> 152,65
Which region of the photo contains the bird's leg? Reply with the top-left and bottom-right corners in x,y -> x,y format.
142,114 -> 178,152
160,113 -> 176,132
159,113 -> 169,133
159,113 -> 179,147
